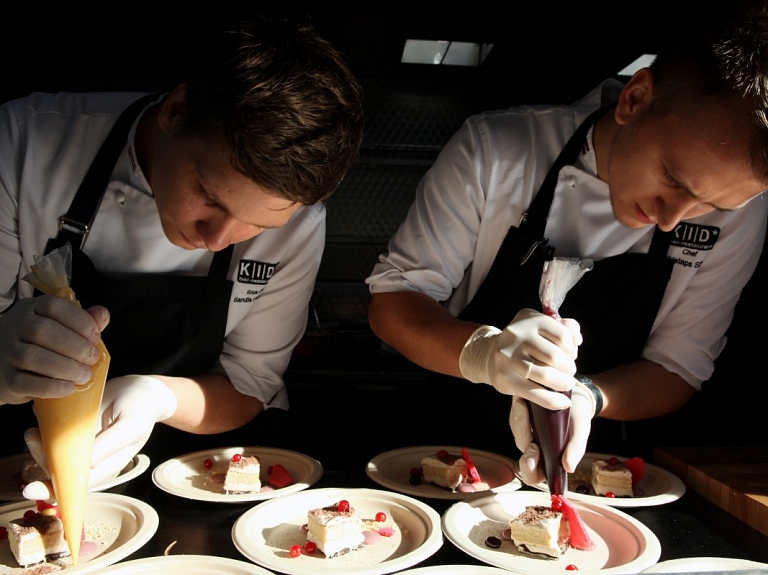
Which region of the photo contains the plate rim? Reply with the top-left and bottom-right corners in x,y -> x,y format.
366,445 -> 522,500
0,491 -> 159,575
151,445 -> 324,503
641,556 -> 768,573
532,451 -> 686,507
91,553 -> 276,574
0,453 -> 150,502
231,486 -> 444,575
442,489 -> 662,574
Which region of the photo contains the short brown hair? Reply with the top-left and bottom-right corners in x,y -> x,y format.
650,2 -> 768,183
182,17 -> 364,205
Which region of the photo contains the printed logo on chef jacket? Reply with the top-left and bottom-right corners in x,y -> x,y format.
234,259 -> 279,303
668,222 -> 719,269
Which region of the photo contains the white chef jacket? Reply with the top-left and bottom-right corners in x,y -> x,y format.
367,81 -> 768,389
0,91 -> 327,409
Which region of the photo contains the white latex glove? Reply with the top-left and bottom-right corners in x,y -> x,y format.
509,381 -> 594,485
22,374 -> 177,500
0,296 -> 108,405
459,308 -> 582,410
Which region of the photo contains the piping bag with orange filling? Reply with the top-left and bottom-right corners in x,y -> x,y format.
530,257 -> 592,496
22,243 -> 110,565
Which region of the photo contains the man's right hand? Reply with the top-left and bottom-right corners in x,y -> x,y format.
459,308 -> 581,410
0,296 -> 109,404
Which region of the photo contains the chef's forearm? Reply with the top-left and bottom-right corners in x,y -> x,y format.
369,290 -> 480,379
590,359 -> 695,421
156,372 -> 264,434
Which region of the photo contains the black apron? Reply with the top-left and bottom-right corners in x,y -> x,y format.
429,107 -> 675,457
42,94 -> 234,379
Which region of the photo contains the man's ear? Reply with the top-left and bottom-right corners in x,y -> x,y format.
157,84 -> 187,135
615,68 -> 655,125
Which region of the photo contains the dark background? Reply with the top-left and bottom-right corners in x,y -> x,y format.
2,4 -> 765,467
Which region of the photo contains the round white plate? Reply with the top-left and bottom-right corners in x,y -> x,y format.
232,487 -> 443,575
0,453 -> 150,502
152,446 -> 323,503
642,556 -> 768,572
532,452 -> 686,507
442,490 -> 661,574
396,566 -> 513,574
0,492 -> 159,574
93,554 -> 275,574
366,446 -> 522,500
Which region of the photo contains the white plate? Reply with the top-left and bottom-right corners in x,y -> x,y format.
0,454 -> 150,502
642,557 -> 768,572
232,487 -> 443,575
152,446 -> 323,503
366,446 -> 522,500
0,492 -> 159,574
93,554 -> 275,574
396,566 -> 513,574
442,490 -> 661,574
532,452 -> 686,507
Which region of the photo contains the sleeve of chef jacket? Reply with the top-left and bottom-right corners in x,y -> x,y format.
218,203 -> 326,410
642,195 -> 768,389
0,98 -> 24,315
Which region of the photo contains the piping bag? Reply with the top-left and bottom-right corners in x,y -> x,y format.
529,256 -> 592,496
23,243 -> 110,565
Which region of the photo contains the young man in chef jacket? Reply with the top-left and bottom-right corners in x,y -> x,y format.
0,17 -> 364,487
366,4 -> 768,482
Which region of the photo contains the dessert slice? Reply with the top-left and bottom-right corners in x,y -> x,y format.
8,512 -> 70,568
421,450 -> 470,491
223,455 -> 261,494
306,500 -> 365,558
24,247 -> 111,565
508,505 -> 570,559
591,458 -> 633,497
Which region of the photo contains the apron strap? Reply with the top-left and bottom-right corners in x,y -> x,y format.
521,106 -> 612,239
47,93 -> 161,252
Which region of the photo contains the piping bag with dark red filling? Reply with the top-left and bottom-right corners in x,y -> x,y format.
529,257 -> 592,496
530,256 -> 595,550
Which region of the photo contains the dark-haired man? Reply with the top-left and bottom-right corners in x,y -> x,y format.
0,18 -> 364,486
367,5 -> 768,484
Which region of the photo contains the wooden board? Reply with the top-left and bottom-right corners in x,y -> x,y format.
653,446 -> 768,538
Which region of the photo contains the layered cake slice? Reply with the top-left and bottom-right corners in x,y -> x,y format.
223,455 -> 261,494
421,450 -> 470,491
508,505 -> 570,559
8,512 -> 70,568
591,458 -> 633,497
306,500 -> 365,558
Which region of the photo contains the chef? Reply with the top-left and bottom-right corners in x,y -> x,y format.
366,6 -> 768,484
0,17 -> 364,488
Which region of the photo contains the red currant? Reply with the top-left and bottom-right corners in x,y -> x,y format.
289,544 -> 302,558
605,491 -> 616,498
551,497 -> 563,511
336,500 -> 350,512
409,467 -> 422,476
203,458 -> 214,469
375,512 -> 387,522
304,541 -> 317,554
23,510 -> 36,521
608,457 -> 620,465
438,449 -> 449,458
0,526 -> 7,539
231,453 -> 242,463
566,564 -> 579,570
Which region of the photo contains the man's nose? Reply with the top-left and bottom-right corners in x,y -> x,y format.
198,215 -> 246,251
656,196 -> 698,232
